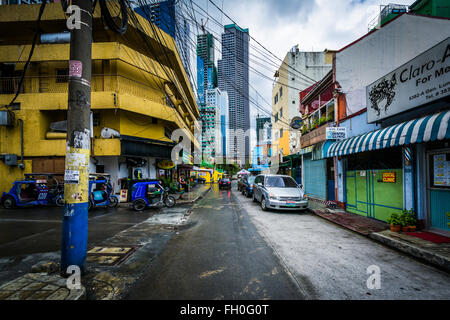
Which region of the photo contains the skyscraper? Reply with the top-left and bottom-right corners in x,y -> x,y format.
218,24 -> 250,164
196,32 -> 217,105
134,0 -> 193,87
256,116 -> 270,145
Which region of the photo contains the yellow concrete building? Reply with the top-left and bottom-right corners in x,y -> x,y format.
0,2 -> 199,193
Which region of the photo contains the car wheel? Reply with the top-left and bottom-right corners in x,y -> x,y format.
2,196 -> 16,209
133,199 -> 147,211
261,197 -> 267,211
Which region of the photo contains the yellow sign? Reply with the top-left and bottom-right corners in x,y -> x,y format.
119,189 -> 128,202
157,160 -> 175,170
382,172 -> 396,183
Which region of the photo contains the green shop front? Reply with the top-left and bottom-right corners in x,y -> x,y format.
323,110 -> 450,225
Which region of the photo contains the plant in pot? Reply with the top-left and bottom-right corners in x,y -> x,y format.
318,116 -> 328,127
386,213 -> 401,232
402,209 -> 417,232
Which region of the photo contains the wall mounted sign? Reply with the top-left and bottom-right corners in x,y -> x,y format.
290,116 -> 303,129
326,127 -> 347,140
382,172 -> 396,183
367,37 -> 450,123
157,160 -> 175,170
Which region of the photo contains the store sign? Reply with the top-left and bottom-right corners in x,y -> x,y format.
326,127 -> 347,140
382,172 -> 396,183
290,116 -> 303,129
157,160 -> 175,170
367,37 -> 450,123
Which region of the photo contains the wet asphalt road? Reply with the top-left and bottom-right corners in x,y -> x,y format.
126,184 -> 303,300
0,205 -> 157,258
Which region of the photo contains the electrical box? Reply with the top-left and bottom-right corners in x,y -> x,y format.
0,110 -> 15,126
5,154 -> 17,166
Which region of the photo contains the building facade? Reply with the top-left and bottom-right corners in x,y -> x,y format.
320,12 -> 450,234
218,24 -> 250,164
0,2 -> 199,194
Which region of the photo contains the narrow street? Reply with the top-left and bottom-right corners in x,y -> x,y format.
125,182 -> 450,300
126,183 -> 303,300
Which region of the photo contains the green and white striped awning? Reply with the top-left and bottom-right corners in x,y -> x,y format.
323,110 -> 450,158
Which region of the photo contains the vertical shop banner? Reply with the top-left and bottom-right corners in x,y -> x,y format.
433,154 -> 449,186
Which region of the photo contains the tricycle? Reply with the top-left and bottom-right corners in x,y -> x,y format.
1,173 -> 64,209
131,180 -> 176,211
87,174 -> 119,210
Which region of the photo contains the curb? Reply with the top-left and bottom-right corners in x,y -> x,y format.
177,187 -> 211,205
310,209 -> 450,273
370,232 -> 450,273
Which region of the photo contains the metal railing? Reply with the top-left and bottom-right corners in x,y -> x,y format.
0,74 -> 167,105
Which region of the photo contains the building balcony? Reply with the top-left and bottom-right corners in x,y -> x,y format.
0,74 -> 165,104
300,99 -> 335,148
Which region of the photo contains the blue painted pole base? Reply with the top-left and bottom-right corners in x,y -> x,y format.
61,202 -> 88,275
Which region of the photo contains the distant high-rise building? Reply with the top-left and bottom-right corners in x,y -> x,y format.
256,117 -> 270,145
196,33 -> 217,105
201,88 -> 228,160
134,0 -> 193,87
218,24 -> 250,163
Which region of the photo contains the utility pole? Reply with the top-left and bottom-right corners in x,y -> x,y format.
61,0 -> 93,275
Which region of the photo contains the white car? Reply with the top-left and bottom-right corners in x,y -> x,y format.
252,174 -> 308,211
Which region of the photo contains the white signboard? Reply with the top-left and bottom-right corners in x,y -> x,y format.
366,37 -> 450,123
64,170 -> 80,184
326,127 -> 347,140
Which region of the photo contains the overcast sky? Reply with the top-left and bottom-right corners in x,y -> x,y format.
190,0 -> 413,148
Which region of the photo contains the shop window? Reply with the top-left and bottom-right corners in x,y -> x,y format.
347,147 -> 402,170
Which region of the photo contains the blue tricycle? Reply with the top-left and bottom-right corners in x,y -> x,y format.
1,173 -> 64,209
131,181 -> 176,211
87,174 -> 119,211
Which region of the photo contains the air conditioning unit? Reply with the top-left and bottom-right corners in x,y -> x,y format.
0,110 -> 15,126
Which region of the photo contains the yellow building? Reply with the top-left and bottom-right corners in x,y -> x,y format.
271,47 -> 334,166
0,2 -> 199,193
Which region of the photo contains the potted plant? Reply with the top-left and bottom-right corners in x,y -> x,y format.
401,209 -> 417,232
386,213 -> 401,232
318,116 -> 328,126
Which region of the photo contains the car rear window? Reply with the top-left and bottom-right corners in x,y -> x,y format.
223,179 -> 230,182
265,176 -> 297,188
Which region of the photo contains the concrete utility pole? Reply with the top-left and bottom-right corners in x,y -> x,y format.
61,0 -> 93,275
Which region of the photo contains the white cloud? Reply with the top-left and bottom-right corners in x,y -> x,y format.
193,0 -> 413,149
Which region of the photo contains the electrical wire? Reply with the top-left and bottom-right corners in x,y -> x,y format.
4,0 -> 47,109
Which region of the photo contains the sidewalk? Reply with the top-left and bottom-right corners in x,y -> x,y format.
175,183 -> 211,204
309,198 -> 450,273
0,184 -> 210,300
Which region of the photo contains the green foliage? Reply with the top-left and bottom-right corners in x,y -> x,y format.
318,116 -> 328,126
301,125 -> 308,135
386,213 -> 401,226
400,209 -> 417,226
